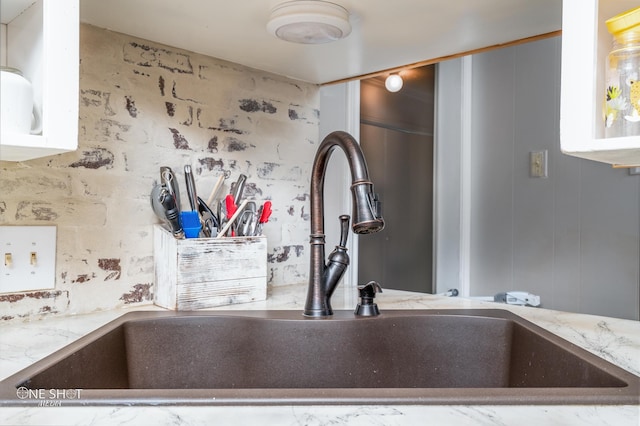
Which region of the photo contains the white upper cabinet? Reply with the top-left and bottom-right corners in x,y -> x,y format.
561,0 -> 640,166
0,0 -> 79,162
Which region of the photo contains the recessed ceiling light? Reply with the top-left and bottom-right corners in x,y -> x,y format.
267,1 -> 352,44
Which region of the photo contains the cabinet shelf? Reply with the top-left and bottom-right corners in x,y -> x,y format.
0,0 -> 79,162
560,0 -> 640,166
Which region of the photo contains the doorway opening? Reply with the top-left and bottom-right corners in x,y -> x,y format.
357,66 -> 436,293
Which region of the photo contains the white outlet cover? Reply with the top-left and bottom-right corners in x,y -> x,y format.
0,226 -> 56,293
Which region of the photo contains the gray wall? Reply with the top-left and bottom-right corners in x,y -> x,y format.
359,73 -> 434,293
436,36 -> 640,320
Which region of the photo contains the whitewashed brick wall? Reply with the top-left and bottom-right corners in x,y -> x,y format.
0,24 -> 320,321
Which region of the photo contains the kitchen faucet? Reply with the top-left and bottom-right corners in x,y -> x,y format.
304,131 -> 385,317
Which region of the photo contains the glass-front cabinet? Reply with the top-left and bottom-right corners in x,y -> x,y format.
561,0 -> 640,166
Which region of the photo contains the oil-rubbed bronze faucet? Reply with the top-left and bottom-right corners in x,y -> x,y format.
303,131 -> 385,317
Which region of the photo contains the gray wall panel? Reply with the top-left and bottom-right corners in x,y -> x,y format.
471,46 -> 516,297
437,36 -> 640,319
434,60 -> 463,293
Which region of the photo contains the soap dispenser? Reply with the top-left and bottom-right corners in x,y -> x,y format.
355,281 -> 383,317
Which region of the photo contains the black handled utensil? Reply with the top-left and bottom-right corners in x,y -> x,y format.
159,187 -> 184,238
160,166 -> 181,212
197,196 -> 220,229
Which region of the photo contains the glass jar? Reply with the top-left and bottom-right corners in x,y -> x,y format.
604,6 -> 640,138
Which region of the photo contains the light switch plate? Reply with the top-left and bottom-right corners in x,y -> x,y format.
0,226 -> 56,293
530,150 -> 548,178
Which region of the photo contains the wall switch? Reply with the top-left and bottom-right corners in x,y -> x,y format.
530,150 -> 548,178
0,226 -> 56,294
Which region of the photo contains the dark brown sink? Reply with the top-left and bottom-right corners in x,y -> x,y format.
0,309 -> 638,406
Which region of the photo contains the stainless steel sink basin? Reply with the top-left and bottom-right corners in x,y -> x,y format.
0,309 -> 638,406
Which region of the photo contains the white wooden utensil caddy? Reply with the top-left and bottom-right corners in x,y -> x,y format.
153,225 -> 267,310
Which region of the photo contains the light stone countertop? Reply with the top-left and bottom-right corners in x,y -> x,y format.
0,285 -> 639,426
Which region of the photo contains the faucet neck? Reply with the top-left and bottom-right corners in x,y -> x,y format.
309,131 -> 371,238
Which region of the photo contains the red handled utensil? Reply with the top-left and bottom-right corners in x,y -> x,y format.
225,194 -> 237,218
259,201 -> 272,224
255,201 -> 272,235
225,194 -> 238,236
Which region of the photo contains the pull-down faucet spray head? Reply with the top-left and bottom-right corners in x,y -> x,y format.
350,180 -> 384,234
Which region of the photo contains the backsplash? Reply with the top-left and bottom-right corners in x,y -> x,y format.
0,24 -> 320,321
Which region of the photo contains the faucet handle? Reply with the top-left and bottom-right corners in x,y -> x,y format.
338,214 -> 350,247
355,281 -> 383,317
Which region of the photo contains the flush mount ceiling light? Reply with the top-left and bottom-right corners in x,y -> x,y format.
385,74 -> 403,92
267,1 -> 352,44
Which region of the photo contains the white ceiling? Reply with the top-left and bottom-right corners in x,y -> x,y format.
1,0 -> 37,23
79,0 -> 562,85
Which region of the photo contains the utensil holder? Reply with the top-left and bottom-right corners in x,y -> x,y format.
153,225 -> 267,310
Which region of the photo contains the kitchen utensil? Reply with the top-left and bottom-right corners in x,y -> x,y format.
231,174 -> 247,205
217,198 -> 226,232
225,194 -> 238,218
217,199 -> 249,238
184,165 -> 198,211
160,167 -> 181,212
207,174 -> 225,207
255,200 -> 272,235
197,196 -> 219,237
200,215 -> 213,237
159,187 -> 184,238
150,184 -> 166,219
0,67 -> 41,135
237,201 -> 256,236
259,201 -> 272,223
225,194 -> 238,236
180,211 -> 201,238
197,196 -> 220,227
